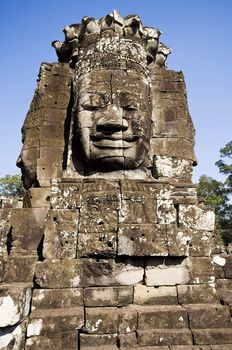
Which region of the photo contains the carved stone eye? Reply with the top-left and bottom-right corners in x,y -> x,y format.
82,104 -> 100,111
124,105 -> 138,111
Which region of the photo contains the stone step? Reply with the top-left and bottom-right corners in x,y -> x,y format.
25,332 -> 78,350
31,287 -> 84,311
169,346 -> 211,350
184,303 -> 232,329
81,347 -> 118,350
136,305 -> 189,329
80,333 -> 117,347
177,284 -> 220,304
134,285 -> 178,305
137,328 -> 193,346
27,307 -> 84,337
192,328 -> 232,345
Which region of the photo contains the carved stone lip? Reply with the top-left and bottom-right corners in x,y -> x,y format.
91,132 -> 139,142
92,139 -> 136,149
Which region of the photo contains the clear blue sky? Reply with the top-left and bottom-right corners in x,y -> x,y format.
0,0 -> 231,183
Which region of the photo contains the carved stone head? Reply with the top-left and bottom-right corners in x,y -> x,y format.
73,69 -> 152,171
52,11 -> 168,174
17,11 -> 197,188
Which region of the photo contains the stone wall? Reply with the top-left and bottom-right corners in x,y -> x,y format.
1,11 -> 232,350
1,179 -> 232,349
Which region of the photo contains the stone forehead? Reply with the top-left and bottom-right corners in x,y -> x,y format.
76,70 -> 151,111
77,70 -> 150,92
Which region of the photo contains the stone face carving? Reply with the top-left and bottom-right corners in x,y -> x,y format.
16,142 -> 38,190
1,11 -> 231,350
72,70 -> 151,171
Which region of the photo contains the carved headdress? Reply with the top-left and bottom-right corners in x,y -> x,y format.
52,10 -> 172,76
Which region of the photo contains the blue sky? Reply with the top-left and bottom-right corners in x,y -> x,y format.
0,0 -> 231,183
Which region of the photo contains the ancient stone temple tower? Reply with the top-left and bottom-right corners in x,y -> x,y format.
0,11 -> 232,350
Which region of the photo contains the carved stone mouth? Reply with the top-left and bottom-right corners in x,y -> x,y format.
91,133 -> 140,149
92,139 -> 136,149
91,133 -> 139,142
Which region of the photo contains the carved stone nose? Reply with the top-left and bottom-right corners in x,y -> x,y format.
97,105 -> 128,133
16,155 -> 22,168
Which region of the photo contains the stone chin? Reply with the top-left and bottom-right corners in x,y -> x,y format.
19,167 -> 37,190
89,155 -> 146,171
81,135 -> 149,171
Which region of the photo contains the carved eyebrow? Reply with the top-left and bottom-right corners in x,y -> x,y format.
81,102 -> 110,112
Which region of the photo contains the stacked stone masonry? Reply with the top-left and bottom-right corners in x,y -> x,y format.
0,11 -> 232,350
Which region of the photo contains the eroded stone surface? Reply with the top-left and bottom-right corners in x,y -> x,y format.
134,285 -> 178,304
0,283 -> 31,327
0,322 -> 27,350
145,257 -> 190,286
1,9 -> 231,350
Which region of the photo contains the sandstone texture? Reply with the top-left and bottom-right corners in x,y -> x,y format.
0,10 -> 231,350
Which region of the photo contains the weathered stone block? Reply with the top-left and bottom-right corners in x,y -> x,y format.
167,226 -> 191,256
167,227 -> 218,257
189,230 -> 220,257
0,209 -> 11,281
145,257 -> 190,286
85,306 -> 137,334
119,190 -> 156,224
157,198 -> 176,224
216,278 -> 232,290
50,182 -> 82,209
185,304 -> 231,329
217,288 -> 232,305
119,332 -> 137,348
31,288 -> 83,311
0,283 -> 31,327
114,258 -> 144,285
223,255 -> 232,279
43,209 -> 79,259
177,284 -> 219,304
85,307 -> 118,334
81,347 -> 118,350
81,258 -> 116,287
122,347 -> 170,350
118,306 -> 137,333
192,329 -> 232,345
79,182 -> 120,234
170,346 -> 210,349
210,346 -> 232,350
35,258 -> 82,288
37,151 -> 63,180
23,187 -> 51,208
0,322 -> 27,350
5,256 -> 37,283
84,286 -> 133,306
78,231 -> 116,257
80,333 -> 117,347
137,305 -> 188,329
137,329 -> 193,346
39,126 -> 64,147
25,331 -> 78,350
187,257 -> 215,284
150,137 -> 196,163
153,156 -> 193,180
10,208 -> 47,256
27,307 -> 84,337
35,258 -> 124,288
179,205 -> 215,231
118,224 -> 168,256
134,285 -> 178,305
